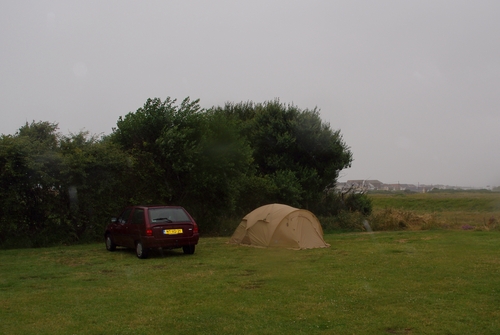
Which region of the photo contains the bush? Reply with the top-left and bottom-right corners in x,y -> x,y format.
314,191 -> 373,217
199,216 -> 240,237
319,211 -> 366,232
343,193 -> 372,216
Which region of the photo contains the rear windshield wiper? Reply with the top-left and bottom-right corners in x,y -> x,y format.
152,218 -> 173,223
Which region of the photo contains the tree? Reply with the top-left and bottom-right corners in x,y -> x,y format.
59,132 -> 132,241
0,122 -> 63,247
0,122 -> 132,247
111,97 -> 205,203
0,97 -> 360,246
159,110 -> 254,231
110,97 -> 254,230
213,100 -> 353,214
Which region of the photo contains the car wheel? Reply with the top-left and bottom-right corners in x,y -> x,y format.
136,241 -> 149,259
105,235 -> 116,251
182,245 -> 195,255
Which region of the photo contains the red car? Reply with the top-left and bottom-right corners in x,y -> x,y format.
104,205 -> 199,259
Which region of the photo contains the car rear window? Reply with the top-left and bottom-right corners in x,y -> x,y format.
149,208 -> 190,223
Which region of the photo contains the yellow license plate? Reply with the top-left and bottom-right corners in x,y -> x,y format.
164,229 -> 183,235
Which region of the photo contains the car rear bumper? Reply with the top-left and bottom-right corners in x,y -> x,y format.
141,235 -> 199,249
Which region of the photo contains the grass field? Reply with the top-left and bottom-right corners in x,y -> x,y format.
368,192 -> 500,230
1,230 -> 499,334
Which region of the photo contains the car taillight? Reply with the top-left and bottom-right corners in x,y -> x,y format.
146,229 -> 153,236
193,224 -> 199,234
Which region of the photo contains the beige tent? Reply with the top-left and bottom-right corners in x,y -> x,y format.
229,204 -> 330,249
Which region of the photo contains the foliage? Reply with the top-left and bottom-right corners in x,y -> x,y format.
110,97 -> 356,231
319,212 -> 366,232
212,100 -> 354,215
59,132 -> 132,241
110,98 -> 254,230
0,122 -> 63,247
110,97 -> 202,202
0,122 -> 131,247
314,192 -> 366,217
343,192 -> 372,215
1,97 -> 359,246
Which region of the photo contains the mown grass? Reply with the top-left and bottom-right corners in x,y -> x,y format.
1,231 -> 499,334
368,192 -> 500,230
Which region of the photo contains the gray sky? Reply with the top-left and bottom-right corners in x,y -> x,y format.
1,1 -> 499,187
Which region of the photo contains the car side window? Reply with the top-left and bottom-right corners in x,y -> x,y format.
118,209 -> 132,224
132,209 -> 145,225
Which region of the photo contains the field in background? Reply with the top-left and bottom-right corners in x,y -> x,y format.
367,191 -> 500,231
1,231 -> 499,334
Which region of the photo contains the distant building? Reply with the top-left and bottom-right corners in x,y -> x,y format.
336,180 -> 464,193
336,180 -> 384,193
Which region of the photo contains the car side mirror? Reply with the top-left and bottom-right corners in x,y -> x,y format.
111,217 -> 118,223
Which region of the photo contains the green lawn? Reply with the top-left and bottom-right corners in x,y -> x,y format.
1,231 -> 499,334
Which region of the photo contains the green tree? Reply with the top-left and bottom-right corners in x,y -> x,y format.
111,97 -> 204,203
0,122 -> 131,247
0,97 -> 363,244
174,111 -> 254,231
214,100 -> 353,215
59,132 -> 131,241
110,97 -> 254,230
0,122 -> 63,247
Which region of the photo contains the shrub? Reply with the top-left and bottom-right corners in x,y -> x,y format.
200,216 -> 241,237
319,211 -> 366,232
343,192 -> 372,216
315,190 -> 373,217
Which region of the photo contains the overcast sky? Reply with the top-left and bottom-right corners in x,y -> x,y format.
1,1 -> 499,187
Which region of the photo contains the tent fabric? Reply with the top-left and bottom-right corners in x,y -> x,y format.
228,204 -> 330,250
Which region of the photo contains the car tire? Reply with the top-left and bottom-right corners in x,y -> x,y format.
136,241 -> 149,259
182,245 -> 195,255
105,235 -> 116,251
